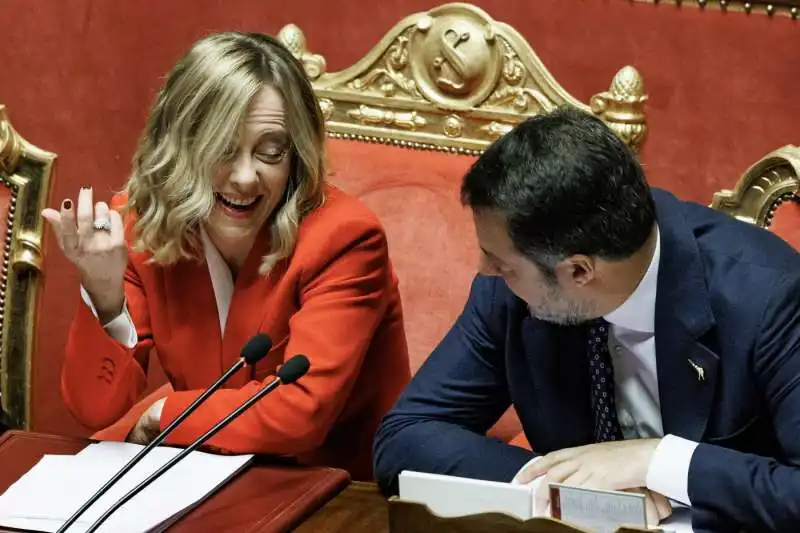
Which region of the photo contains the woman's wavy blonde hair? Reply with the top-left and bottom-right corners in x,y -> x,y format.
123,31 -> 326,275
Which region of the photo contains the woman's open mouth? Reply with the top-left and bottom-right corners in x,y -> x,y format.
214,193 -> 263,218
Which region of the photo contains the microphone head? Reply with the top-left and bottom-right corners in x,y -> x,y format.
277,355 -> 310,384
241,334 -> 273,365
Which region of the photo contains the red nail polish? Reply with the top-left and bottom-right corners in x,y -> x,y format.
63,200 -> 72,209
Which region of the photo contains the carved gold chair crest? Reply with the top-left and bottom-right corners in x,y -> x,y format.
278,2 -> 648,154
711,145 -> 800,228
0,106 -> 54,430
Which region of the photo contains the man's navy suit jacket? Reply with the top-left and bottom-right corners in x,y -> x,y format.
374,189 -> 800,532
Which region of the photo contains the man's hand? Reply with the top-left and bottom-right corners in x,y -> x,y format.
127,398 -> 166,445
515,439 -> 661,514
625,488 -> 673,527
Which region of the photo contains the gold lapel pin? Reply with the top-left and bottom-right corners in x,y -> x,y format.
688,359 -> 705,381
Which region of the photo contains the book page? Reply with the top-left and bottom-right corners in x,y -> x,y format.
398,470 -> 533,520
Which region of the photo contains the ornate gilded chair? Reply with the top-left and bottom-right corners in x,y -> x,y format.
277,2 -> 649,445
711,145 -> 800,248
0,106 -> 55,431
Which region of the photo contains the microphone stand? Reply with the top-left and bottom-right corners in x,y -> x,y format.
84,375 -> 287,533
55,357 -> 248,533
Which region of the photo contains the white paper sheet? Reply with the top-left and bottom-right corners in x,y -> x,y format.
0,441 -> 252,533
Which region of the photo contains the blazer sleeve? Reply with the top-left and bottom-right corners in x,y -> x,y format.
373,275 -> 535,495
687,275 -> 800,532
61,258 -> 154,429
158,214 -> 397,455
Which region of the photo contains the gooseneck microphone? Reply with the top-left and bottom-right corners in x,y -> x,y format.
55,334 -> 273,533
84,354 -> 311,533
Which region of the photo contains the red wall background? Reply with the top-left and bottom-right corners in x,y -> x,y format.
0,0 -> 798,436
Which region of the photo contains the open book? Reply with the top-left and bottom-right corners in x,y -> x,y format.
0,441 -> 252,533
398,470 -> 693,533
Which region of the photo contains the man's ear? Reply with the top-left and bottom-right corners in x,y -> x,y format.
556,255 -> 596,287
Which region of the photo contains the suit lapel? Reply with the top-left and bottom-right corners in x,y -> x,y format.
521,313 -> 594,450
653,192 -> 719,441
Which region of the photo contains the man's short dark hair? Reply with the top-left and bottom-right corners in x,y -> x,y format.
461,106 -> 655,274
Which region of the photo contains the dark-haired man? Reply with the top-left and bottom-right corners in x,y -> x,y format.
374,107 -> 800,532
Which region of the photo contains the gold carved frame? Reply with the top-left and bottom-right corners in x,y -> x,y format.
0,106 -> 54,430
277,2 -> 648,156
711,145 -> 800,227
631,0 -> 800,19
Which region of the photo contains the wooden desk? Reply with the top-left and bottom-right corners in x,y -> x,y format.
296,483 -> 665,533
295,481 -> 389,533
0,431 -> 349,532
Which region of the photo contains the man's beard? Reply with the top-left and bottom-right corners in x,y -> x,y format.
529,284 -> 596,326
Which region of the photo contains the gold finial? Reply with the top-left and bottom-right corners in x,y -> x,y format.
277,24 -> 306,57
610,66 -> 646,103
277,24 -> 326,80
0,106 -> 23,176
589,66 -> 648,152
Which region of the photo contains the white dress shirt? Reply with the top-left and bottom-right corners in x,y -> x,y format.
80,228 -> 236,346
514,227 -> 698,507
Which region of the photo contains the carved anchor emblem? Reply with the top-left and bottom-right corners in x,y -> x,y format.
432,29 -> 480,93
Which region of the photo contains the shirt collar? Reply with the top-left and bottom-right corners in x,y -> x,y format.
603,226 -> 660,333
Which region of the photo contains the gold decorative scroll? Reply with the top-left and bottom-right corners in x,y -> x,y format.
347,105 -> 427,130
278,3 -> 648,155
630,0 -> 800,19
0,105 -> 55,430
711,145 -> 800,227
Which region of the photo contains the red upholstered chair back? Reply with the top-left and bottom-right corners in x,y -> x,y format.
326,139 -> 477,372
770,197 -> 800,249
0,106 -> 55,431
279,2 -> 649,444
712,145 -> 800,250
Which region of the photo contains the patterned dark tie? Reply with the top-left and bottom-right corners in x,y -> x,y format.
587,318 -> 624,442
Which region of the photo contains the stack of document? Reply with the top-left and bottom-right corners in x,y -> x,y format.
0,441 -> 252,532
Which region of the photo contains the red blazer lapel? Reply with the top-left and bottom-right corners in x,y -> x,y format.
221,229 -> 287,387
163,257 -> 224,385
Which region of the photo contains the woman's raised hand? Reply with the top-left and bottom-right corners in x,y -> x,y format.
41,187 -> 127,322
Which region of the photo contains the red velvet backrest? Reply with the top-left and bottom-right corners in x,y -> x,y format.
326,138 -> 529,442
327,139 -> 477,371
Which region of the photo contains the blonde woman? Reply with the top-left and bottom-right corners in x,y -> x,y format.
42,32 -> 410,480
